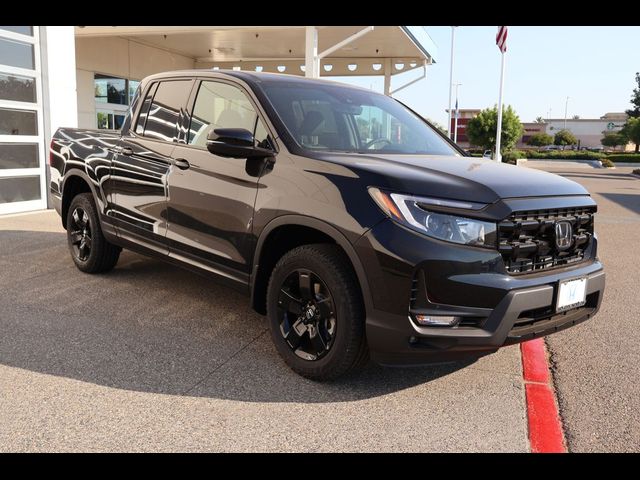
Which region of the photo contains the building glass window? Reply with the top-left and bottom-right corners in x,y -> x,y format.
128,80 -> 140,105
0,176 -> 41,204
94,74 -> 142,130
0,107 -> 37,135
97,112 -> 126,130
95,74 -> 127,105
143,80 -> 192,142
0,37 -> 34,70
0,144 -> 39,169
0,26 -> 33,36
0,72 -> 36,103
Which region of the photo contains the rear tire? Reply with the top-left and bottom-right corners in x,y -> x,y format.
266,244 -> 368,381
66,193 -> 121,273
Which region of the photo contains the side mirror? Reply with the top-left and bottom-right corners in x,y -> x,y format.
206,128 -> 274,159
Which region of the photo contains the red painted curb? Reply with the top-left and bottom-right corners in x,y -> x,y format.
521,338 -> 549,384
520,339 -> 567,453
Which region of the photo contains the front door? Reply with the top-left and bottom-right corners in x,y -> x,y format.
167,79 -> 275,285
109,79 -> 194,254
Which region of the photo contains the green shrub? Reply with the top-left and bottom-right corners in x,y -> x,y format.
600,158 -> 615,168
502,150 -> 525,164
525,151 -> 605,160
607,154 -> 640,163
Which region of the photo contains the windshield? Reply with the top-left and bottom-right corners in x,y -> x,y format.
260,81 -> 458,156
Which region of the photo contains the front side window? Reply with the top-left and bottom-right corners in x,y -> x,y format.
188,80 -> 269,149
142,80 -> 192,142
261,82 -> 457,156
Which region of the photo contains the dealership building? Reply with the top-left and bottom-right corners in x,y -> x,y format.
0,25 -> 437,215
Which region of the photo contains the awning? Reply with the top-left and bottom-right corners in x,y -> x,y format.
75,26 -> 437,81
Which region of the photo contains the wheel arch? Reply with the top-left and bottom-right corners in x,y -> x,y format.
61,171 -> 99,229
250,215 -> 373,316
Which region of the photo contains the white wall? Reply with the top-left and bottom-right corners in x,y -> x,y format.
42,26 -> 78,136
75,36 -> 196,128
76,69 -> 95,128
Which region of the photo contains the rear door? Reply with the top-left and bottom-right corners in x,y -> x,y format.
109,79 -> 194,254
166,79 -> 276,286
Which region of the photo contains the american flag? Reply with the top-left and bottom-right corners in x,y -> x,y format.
496,26 -> 508,53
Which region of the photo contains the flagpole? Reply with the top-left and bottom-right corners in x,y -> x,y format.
495,48 -> 506,162
447,26 -> 457,139
453,83 -> 462,144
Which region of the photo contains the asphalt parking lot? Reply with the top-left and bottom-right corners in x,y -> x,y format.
0,165 -> 637,452
526,164 -> 640,453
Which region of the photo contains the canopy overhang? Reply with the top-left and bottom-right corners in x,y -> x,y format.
75,26 -> 437,93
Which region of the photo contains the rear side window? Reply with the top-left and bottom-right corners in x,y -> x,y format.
134,83 -> 157,135
141,80 -> 192,142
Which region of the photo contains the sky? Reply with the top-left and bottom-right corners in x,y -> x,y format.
333,26 -> 640,128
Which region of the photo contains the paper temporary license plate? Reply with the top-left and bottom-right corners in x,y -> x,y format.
556,277 -> 587,312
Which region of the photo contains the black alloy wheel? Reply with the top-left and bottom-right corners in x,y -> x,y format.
266,244 -> 368,381
66,193 -> 121,273
277,269 -> 337,361
69,206 -> 92,261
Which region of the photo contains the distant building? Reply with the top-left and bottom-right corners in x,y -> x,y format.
446,109 -> 481,148
446,109 -> 632,151
517,123 -> 546,148
543,112 -> 629,149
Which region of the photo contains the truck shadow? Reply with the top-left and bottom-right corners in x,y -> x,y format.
0,229 -> 475,404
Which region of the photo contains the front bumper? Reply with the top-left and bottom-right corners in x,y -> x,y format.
354,218 -> 606,366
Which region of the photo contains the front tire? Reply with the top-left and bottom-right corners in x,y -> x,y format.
66,193 -> 121,273
266,244 -> 368,381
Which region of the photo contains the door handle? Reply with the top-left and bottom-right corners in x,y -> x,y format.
173,158 -> 190,170
113,146 -> 133,156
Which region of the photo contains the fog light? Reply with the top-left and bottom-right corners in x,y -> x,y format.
414,314 -> 459,327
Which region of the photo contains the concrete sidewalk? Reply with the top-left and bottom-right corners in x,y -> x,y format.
0,210 -> 529,452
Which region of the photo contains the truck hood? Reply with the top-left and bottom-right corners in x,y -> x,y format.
315,153 -> 589,204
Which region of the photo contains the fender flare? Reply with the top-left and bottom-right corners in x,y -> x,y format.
251,214 -> 374,314
60,169 -> 107,227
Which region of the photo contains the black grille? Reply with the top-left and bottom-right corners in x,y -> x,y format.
498,206 -> 595,274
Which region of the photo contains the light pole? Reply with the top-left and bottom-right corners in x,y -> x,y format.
447,26 -> 457,139
547,108 -> 552,119
453,83 -> 462,144
564,96 -> 570,129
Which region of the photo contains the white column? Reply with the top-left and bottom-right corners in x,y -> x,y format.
305,26 -> 319,78
41,26 -> 78,142
383,58 -> 391,96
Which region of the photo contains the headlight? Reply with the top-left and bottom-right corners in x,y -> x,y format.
368,187 -> 497,248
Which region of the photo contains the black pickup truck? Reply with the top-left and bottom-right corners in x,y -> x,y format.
49,70 -> 605,380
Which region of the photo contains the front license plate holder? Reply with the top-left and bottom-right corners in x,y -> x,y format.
556,277 -> 587,312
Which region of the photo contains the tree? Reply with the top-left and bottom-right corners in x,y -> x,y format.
601,133 -> 626,150
554,129 -> 577,149
527,132 -> 553,147
620,117 -> 640,152
626,72 -> 640,118
466,105 -> 524,154
426,118 -> 448,136
535,116 -> 545,124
